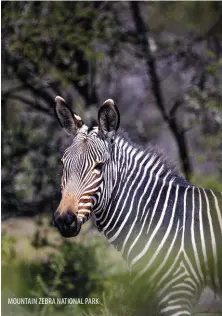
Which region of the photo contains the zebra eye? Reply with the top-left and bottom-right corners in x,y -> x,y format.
94,161 -> 104,171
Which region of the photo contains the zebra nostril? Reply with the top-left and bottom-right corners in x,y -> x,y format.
63,212 -> 77,226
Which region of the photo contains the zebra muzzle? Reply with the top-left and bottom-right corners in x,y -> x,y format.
53,210 -> 82,238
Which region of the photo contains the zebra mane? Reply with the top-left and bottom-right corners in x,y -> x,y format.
116,129 -> 189,186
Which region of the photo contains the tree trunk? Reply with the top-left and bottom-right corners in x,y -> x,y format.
130,2 -> 192,181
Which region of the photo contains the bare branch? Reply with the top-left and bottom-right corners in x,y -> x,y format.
5,94 -> 52,117
169,100 -> 184,118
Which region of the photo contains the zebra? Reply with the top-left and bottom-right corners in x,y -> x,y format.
53,95 -> 222,316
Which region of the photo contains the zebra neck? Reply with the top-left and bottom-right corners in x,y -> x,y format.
95,135 -> 184,249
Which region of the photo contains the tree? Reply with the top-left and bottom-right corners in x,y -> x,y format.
2,1 -> 222,219
2,1 -> 117,218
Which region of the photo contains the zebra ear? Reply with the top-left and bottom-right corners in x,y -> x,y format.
55,96 -> 83,135
98,99 -> 120,140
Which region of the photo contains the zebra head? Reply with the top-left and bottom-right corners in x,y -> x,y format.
53,96 -> 120,237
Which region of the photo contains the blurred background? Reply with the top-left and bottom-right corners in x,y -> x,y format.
2,2 -> 222,316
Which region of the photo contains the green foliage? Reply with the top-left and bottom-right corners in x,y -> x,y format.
2,2 -> 117,88
186,50 -> 222,182
28,241 -> 105,301
1,1 -> 122,219
2,113 -> 62,218
149,2 -> 220,35
1,234 -> 16,265
191,175 -> 222,192
2,232 -> 118,316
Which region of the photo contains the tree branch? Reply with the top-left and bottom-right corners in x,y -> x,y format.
169,100 -> 184,118
130,2 -> 168,122
4,94 -> 52,117
130,2 -> 192,180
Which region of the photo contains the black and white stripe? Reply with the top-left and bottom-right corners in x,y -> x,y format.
55,97 -> 222,316
92,135 -> 222,315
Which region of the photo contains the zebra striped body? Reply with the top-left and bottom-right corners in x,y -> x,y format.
53,96 -> 222,316
94,135 -> 222,315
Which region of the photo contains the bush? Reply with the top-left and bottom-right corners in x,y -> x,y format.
1,233 -> 16,265
2,233 -> 115,316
